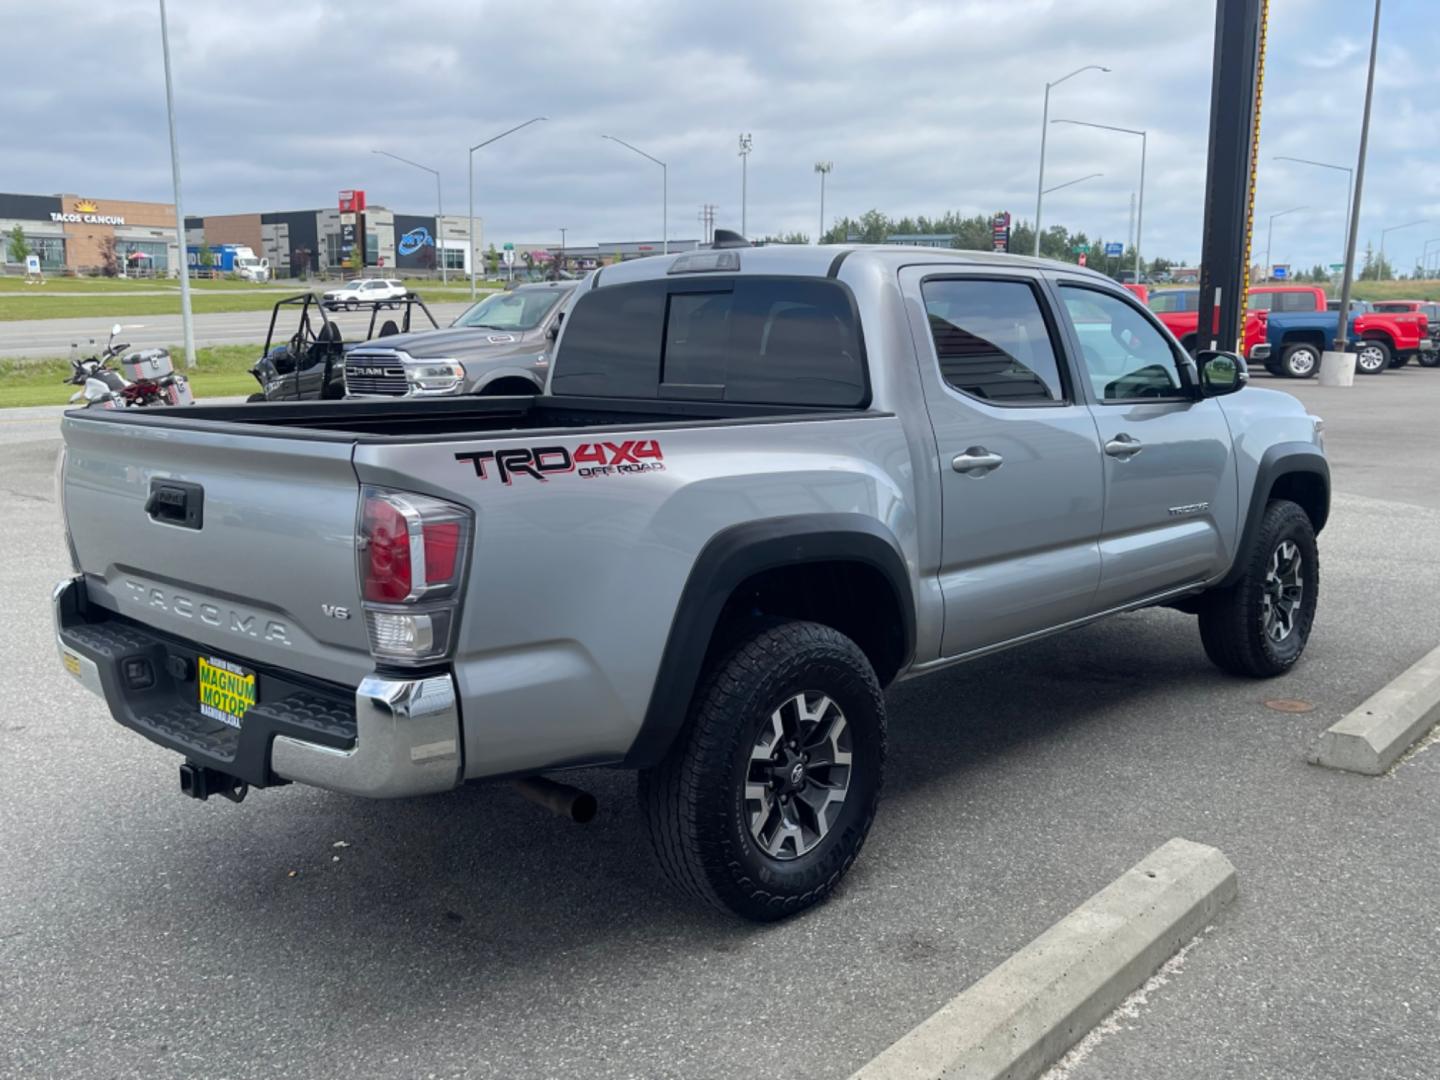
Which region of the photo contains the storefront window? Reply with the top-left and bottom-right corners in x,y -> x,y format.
28,236 -> 67,269
442,247 -> 465,270
117,239 -> 170,275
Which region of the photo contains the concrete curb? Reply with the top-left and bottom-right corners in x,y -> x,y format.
848,838 -> 1237,1080
1310,643 -> 1440,775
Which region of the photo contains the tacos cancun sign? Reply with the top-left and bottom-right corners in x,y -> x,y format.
50,200 -> 126,226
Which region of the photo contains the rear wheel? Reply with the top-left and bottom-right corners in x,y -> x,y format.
1419,351 -> 1440,369
1390,352 -> 1409,368
245,392 -> 267,403
1199,499 -> 1319,677
638,620 -> 885,921
1280,343 -> 1320,379
1355,340 -> 1391,374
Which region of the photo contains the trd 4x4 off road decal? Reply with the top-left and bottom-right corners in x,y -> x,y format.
456,440 -> 665,484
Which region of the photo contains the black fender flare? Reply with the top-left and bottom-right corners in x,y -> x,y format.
622,513 -> 915,769
1221,441 -> 1329,588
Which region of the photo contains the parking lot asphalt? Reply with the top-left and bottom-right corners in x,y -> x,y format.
0,302 -> 476,359
3,369 -> 1439,1079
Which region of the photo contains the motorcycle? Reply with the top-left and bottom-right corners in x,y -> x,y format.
64,324 -> 194,409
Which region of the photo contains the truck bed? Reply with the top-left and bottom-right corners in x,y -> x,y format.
68,394 -> 852,442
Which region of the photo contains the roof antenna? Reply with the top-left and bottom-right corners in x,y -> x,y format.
710,229 -> 750,249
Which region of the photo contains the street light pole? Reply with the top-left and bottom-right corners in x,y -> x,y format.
157,0 -> 195,369
1050,118 -> 1146,280
738,133 -> 752,237
1333,0 -> 1382,356
1263,207 -> 1306,282
601,135 -> 668,255
1274,156 -> 1354,263
1033,65 -> 1110,257
468,117 -> 548,299
1422,237 -> 1440,277
558,227 -> 566,276
1379,219 -> 1426,281
814,161 -> 833,244
372,150 -> 446,283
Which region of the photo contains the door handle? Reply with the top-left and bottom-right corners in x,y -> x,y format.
952,447 -> 1004,475
1104,435 -> 1143,459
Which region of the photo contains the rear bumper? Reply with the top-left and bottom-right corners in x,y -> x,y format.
1249,343 -> 1273,361
53,576 -> 462,799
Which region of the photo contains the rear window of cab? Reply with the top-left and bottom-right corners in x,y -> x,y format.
551,276 -> 867,407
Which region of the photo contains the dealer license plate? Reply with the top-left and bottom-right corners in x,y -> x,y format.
197,655 -> 257,729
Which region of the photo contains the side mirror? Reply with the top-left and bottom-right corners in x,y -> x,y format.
545,322 -> 559,342
1196,350 -> 1247,397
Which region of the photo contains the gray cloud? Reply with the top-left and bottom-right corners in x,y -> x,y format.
7,0 -> 1437,270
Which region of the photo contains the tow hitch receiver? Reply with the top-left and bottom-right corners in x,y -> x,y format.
179,761 -> 249,803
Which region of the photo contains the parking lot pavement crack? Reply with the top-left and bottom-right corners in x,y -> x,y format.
1039,927 -> 1213,1080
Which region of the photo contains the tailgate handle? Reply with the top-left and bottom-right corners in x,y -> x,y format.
145,479 -> 204,530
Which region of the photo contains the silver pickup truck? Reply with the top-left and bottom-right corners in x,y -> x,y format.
54,244 -> 1328,920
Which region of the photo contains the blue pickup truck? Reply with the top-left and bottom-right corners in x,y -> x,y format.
1250,304 -> 1434,379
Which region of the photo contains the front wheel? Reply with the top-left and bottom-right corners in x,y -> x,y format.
245,392 -> 267,403
1198,499 -> 1319,677
638,620 -> 886,921
1280,343 -> 1320,379
1419,351 -> 1440,369
1355,340 -> 1391,374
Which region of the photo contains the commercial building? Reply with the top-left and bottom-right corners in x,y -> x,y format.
0,192 -> 181,275
186,207 -> 480,278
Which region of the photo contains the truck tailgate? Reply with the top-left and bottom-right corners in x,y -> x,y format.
62,414 -> 370,687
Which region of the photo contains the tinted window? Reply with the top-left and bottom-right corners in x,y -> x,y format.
1248,291 -> 1275,311
1274,290 -> 1319,313
553,277 -> 866,407
550,281 -> 665,397
1061,286 -> 1182,401
921,279 -> 1064,404
716,279 -> 865,406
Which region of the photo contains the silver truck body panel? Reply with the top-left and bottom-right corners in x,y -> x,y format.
61,417 -> 370,688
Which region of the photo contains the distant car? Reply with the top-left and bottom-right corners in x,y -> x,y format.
1326,298 -> 1372,314
322,278 -> 408,311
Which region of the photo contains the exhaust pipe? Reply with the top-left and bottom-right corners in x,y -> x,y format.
510,776 -> 597,823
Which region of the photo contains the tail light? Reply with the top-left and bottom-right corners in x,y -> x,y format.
358,487 -> 472,665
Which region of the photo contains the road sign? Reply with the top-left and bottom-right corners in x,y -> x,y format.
1073,244 -> 1090,254
501,248 -> 515,266
1105,242 -> 1124,257
1272,265 -> 1289,280
503,242 -> 514,250
1329,263 -> 1346,273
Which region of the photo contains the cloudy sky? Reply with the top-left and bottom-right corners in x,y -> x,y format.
9,0 -> 1439,270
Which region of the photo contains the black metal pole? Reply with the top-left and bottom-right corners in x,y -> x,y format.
1195,0 -> 1266,353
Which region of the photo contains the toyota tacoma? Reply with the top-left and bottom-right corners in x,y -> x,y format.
53,244 -> 1329,920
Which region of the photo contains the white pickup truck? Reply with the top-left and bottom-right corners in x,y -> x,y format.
322,278 -> 408,310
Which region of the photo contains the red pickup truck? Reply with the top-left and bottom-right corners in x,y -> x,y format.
1147,288 -> 1267,357
1371,300 -> 1440,366
1149,285 -> 1433,375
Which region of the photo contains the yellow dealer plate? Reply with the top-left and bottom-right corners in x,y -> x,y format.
197,656 -> 256,730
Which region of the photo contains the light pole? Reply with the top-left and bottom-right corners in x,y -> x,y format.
1051,119 -> 1145,282
157,0 -> 195,368
1379,219 -> 1426,281
1033,64 -> 1109,257
814,161 -> 833,244
601,135 -> 668,256
469,117 -> 547,298
558,227 -> 566,276
738,133 -> 752,237
1332,0 -> 1382,359
372,150 -> 445,283
1422,237 -> 1440,278
1274,156 -> 1354,262
1042,173 -> 1104,197
1263,207 -> 1306,282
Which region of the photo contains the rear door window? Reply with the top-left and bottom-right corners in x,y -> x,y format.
920,278 -> 1066,404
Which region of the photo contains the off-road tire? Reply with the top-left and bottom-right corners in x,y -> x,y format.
245,392 -> 267,403
1390,353 -> 1409,369
1199,499 -> 1319,678
1355,339 -> 1391,375
1280,343 -> 1320,379
638,620 -> 886,921
1419,351 -> 1440,369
